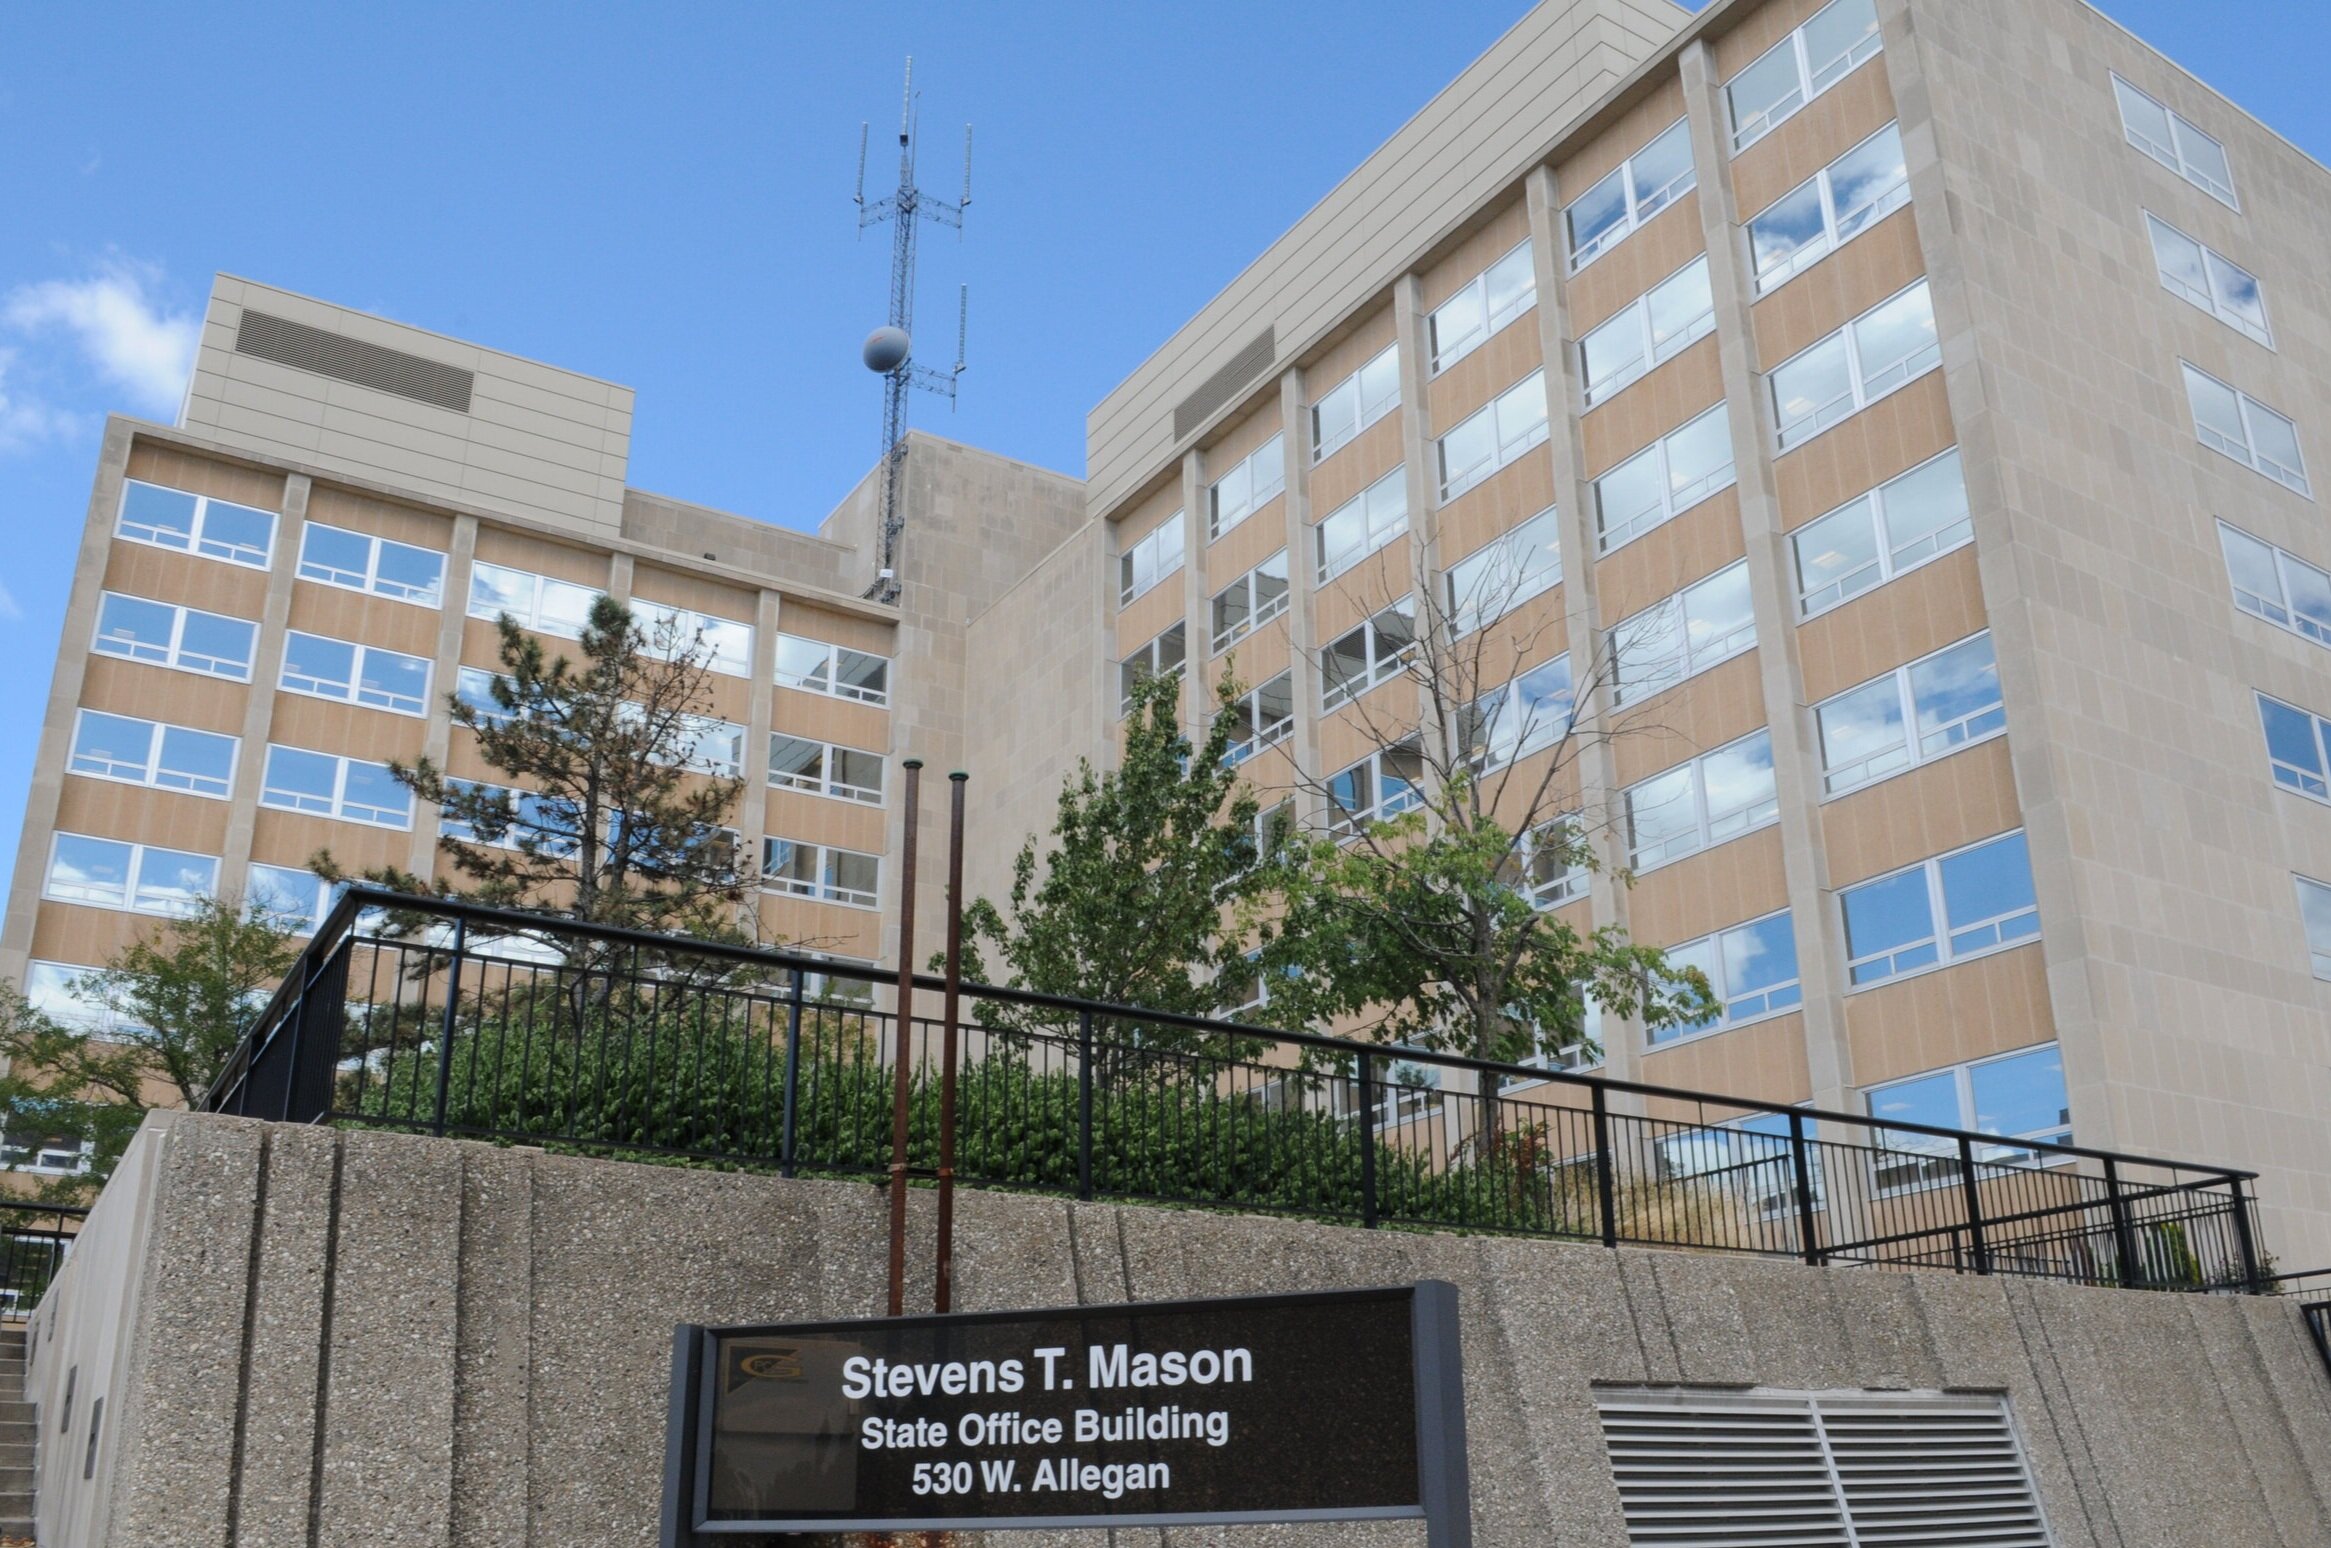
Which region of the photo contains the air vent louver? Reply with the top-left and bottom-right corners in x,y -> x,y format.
1172,327 -> 1275,441
234,310 -> 475,413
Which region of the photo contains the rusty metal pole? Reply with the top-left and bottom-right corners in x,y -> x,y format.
886,758 -> 924,1318
935,771 -> 968,1313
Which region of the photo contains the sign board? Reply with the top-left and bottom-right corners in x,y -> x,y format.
660,1282 -> 1470,1544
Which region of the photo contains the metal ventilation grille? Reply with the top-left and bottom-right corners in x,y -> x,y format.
1597,1390 -> 2052,1548
234,310 -> 475,413
1172,327 -> 1275,441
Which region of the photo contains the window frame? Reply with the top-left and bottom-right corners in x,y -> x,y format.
1747,120 -> 1911,295
1427,242 -> 1537,373
2112,72 -> 2237,208
465,561 -> 602,640
1814,630 -> 2005,799
1118,510 -> 1187,607
1315,471 -> 1410,585
259,744 -> 414,830
1578,255 -> 1717,407
768,733 -> 887,806
1648,907 -> 1804,1046
1593,403 -> 1737,554
2182,362 -> 2310,497
1207,435 -> 1286,541
295,521 -> 447,607
1864,1043 -> 2073,1194
1437,369 -> 1550,502
44,831 -> 220,918
1464,655 -> 1575,773
635,600 -> 755,677
2297,874 -> 2331,981
1326,741 -> 1426,838
1210,550 -> 1290,654
2258,691 -> 2331,803
1118,621 -> 1188,717
1792,447 -> 1972,618
2144,212 -> 2271,347
1768,279 -> 1940,452
1622,728 -> 1780,872
1311,345 -> 1402,461
760,837 -> 882,910
91,592 -> 258,682
1444,506 -> 1563,637
1841,829 -> 2040,990
2218,520 -> 2331,650
1608,560 -> 1757,707
247,862 -> 337,935
773,634 -> 892,707
1219,672 -> 1295,768
66,709 -> 238,800
1509,814 -> 1590,912
114,478 -> 277,570
1564,120 -> 1698,272
1320,599 -> 1417,713
279,630 -> 433,717
1723,0 -> 1883,154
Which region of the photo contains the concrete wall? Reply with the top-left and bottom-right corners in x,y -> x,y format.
32,1111 -> 2331,1547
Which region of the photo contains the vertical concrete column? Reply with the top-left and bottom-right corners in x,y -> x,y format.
739,589 -> 782,934
1389,275 -> 1447,775
1677,38 -> 1855,1109
605,551 -> 635,607
407,513 -> 479,880
1278,367 -> 1330,828
221,472 -> 313,889
1178,448 -> 1209,737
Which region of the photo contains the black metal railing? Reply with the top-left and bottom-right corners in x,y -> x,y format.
204,889 -> 2268,1293
0,1203 -> 86,1321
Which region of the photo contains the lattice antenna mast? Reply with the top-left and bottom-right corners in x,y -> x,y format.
855,56 -> 970,602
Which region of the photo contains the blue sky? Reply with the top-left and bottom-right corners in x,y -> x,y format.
0,0 -> 2324,891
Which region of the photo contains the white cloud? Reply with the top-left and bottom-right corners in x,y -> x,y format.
0,346 -> 81,455
0,577 -> 21,623
3,260 -> 199,418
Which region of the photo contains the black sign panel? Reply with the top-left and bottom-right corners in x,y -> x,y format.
660,1282 -> 1469,1543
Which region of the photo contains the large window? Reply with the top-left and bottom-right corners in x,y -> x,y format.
1815,632 -> 2003,797
2219,521 -> 2331,649
1315,471 -> 1409,584
1327,742 -> 1424,837
1748,122 -> 1909,294
1119,511 -> 1186,606
1841,830 -> 2037,987
92,593 -> 257,681
1508,815 -> 1589,911
248,863 -> 337,935
116,479 -> 275,569
1653,909 -> 1802,1044
280,632 -> 431,717
440,781 -> 584,855
260,745 -> 412,829
2259,693 -> 2331,802
1579,257 -> 1715,406
1119,622 -> 1187,716
1593,404 -> 1735,553
1210,551 -> 1289,653
454,666 -> 514,726
1565,121 -> 1696,271
68,710 -> 236,798
1623,729 -> 1778,870
1791,448 -> 1970,617
1437,370 -> 1549,501
769,735 -> 885,804
1312,346 -> 1401,460
2113,73 -> 2235,207
2183,364 -> 2308,496
45,833 -> 218,917
1444,507 -> 1562,636
636,601 -> 754,676
2145,214 -> 2269,347
1769,281 -> 1939,451
1724,0 -> 1881,152
297,522 -> 445,606
762,839 -> 880,909
1865,1044 -> 2071,1192
2298,876 -> 2331,980
774,634 -> 890,707
1321,599 -> 1416,711
1220,672 -> 1295,767
666,714 -> 745,779
1208,435 -> 1286,540
467,561 -> 600,638
1463,656 -> 1574,771
1428,242 -> 1536,371
1609,561 -> 1756,705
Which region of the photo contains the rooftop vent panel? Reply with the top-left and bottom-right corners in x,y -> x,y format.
234,310 -> 475,414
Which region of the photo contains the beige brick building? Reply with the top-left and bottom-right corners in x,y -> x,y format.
6,0 -> 2330,1265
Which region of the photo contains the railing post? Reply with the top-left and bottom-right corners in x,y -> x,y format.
1076,1009 -> 1095,1201
2228,1175 -> 2264,1294
1358,1053 -> 1379,1230
431,915 -> 468,1137
2104,1156 -> 2144,1290
1788,1111 -> 1822,1266
1591,1084 -> 1619,1249
779,969 -> 806,1179
1957,1134 -> 1991,1275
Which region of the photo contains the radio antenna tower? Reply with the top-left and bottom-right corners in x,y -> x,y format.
855,56 -> 970,603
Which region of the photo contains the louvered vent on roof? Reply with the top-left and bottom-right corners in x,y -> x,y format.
1171,327 -> 1275,441
234,310 -> 475,413
1596,1389 -> 2053,1548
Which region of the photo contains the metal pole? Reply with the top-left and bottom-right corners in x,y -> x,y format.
1076,1008 -> 1095,1201
1591,1084 -> 1619,1249
779,968 -> 805,1179
1957,1135 -> 1992,1275
1789,1111 -> 1822,1267
1358,1052 -> 1379,1229
2104,1156 -> 2143,1290
935,771 -> 968,1313
431,914 -> 468,1137
2228,1175 -> 2264,1293
886,759 -> 924,1318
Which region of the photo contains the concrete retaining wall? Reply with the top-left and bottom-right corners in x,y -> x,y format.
31,1111 -> 2331,1547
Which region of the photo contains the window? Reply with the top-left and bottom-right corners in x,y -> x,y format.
1792,448 -> 1971,617
2298,876 -> 2331,980
1463,656 -> 1574,770
1119,622 -> 1187,716
1565,121 -> 1696,271
1321,599 -> 1416,711
280,632 -> 432,716
1315,471 -> 1409,584
454,666 -> 514,726
762,839 -> 880,909
800,954 -> 879,1008
2183,364 -> 2308,496
23,961 -> 136,1037
2259,693 -> 2331,802
1220,672 -> 1294,766
1328,741 -> 1425,837
2219,521 -> 2331,649
67,710 -> 236,798
1119,511 -> 1187,606
1208,435 -> 1286,539
1507,816 -> 1589,910
1593,404 -> 1735,552
1815,632 -> 2003,797
1428,242 -> 1536,371
1245,799 -> 1296,874
45,833 -> 218,917
0,1128 -> 92,1177
2113,73 -> 2236,206
1770,280 -> 1939,451
1312,346 -> 1401,460
774,634 -> 891,706
92,593 -> 256,681
769,735 -> 885,804
260,745 -> 412,829
1866,1044 -> 2072,1192
1579,257 -> 1716,405
1842,830 -> 2038,987
1609,561 -> 1756,705
1437,370 -> 1549,501
440,781 -> 584,856
248,863 -> 336,935
1210,551 -> 1290,653
467,561 -> 601,638
296,522 -> 445,606
673,714 -> 746,779
1724,0 -> 1881,152
1653,909 -> 1802,1043
2144,214 -> 2269,346
636,601 -> 754,676
1748,122 -> 1910,294
115,479 -> 275,569
1623,729 -> 1778,870
1445,508 -> 1561,638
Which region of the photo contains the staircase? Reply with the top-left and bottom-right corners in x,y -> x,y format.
0,1325 -> 31,1542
